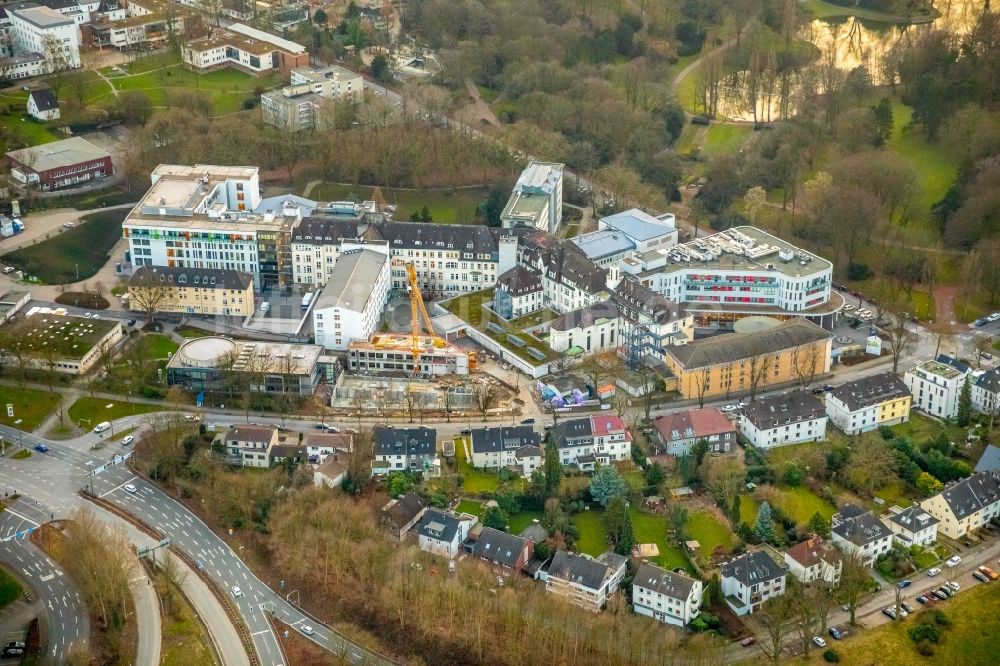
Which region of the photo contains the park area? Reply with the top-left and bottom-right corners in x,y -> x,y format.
67,397 -> 162,429
0,386 -> 61,432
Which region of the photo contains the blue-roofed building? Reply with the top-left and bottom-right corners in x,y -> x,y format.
598,208 -> 678,252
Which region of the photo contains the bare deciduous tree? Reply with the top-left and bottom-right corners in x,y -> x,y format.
128,269 -> 172,324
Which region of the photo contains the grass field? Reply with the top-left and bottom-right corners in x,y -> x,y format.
0,566 -> 22,609
572,507 -> 689,571
0,386 -> 61,432
306,183 -> 493,224
887,102 -> 958,222
686,510 -> 733,559
0,112 -> 61,154
156,573 -> 217,666
508,511 -> 544,535
801,581 -> 1000,665
67,397 -> 162,427
454,436 -> 504,494
702,124 -> 753,158
772,485 -> 836,524
456,499 -> 483,517
137,334 -> 179,360
2,208 -> 128,284
676,124 -> 708,156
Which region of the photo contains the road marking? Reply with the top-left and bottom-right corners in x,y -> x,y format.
250,630 -> 271,636
100,476 -> 138,498
3,508 -> 40,526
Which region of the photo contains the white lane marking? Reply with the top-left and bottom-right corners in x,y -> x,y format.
100,476 -> 138,498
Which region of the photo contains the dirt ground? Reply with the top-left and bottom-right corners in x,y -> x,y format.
274,619 -> 331,666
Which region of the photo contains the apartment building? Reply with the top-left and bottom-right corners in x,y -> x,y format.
621,226 -> 842,329
501,161 -> 563,233
261,64 -> 364,130
493,265 -> 543,319
783,535 -> 842,586
224,425 -> 279,468
886,505 -> 939,548
826,372 -> 911,435
632,562 -> 703,627
468,425 -> 542,476
720,550 -> 786,616
739,392 -> 827,449
128,265 -> 254,317
372,426 -> 436,473
0,53 -> 47,79
37,0 -> 101,26
919,471 -> 1000,540
653,407 -> 737,456
8,5 -> 81,70
552,414 -> 631,471
470,527 -> 533,573
311,248 -> 390,351
545,551 -> 627,612
663,318 -> 832,401
972,367 -> 1000,417
183,23 -> 308,76
903,355 -> 970,420
548,300 -> 619,355
830,503 -> 894,567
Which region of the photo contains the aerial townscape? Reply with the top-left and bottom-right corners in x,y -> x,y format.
0,0 -> 998,664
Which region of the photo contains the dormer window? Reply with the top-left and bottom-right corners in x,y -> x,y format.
177,275 -> 187,284
194,275 -> 200,284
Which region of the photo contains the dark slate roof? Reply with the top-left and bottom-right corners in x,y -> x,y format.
470,425 -> 540,455
831,503 -> 892,546
373,426 -> 436,457
829,372 -> 911,411
887,505 -> 939,532
549,300 -> 618,332
382,491 -> 426,529
548,551 -> 621,590
515,444 -> 541,458
496,265 -> 542,296
666,319 -> 831,370
975,444 -> 1000,473
519,521 -> 549,543
936,354 -> 971,374
742,392 -> 826,430
721,551 -> 784,586
28,87 -> 57,111
935,471 -> 1000,520
130,265 -> 253,291
974,368 -> 1000,394
611,275 -> 688,326
39,0 -> 78,10
417,508 -> 461,543
633,562 -> 698,600
472,527 -> 528,567
97,0 -> 123,10
291,217 -> 368,244
544,242 -> 608,294
376,221 -> 499,256
269,443 -> 306,460
552,416 -> 592,448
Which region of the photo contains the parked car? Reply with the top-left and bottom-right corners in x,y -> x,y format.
947,555 -> 962,567
739,637 -> 756,647
2,266 -> 14,274
124,484 -> 137,494
987,312 -> 1000,322
5,642 -> 24,650
812,387 -> 825,394
933,589 -> 949,601
937,586 -> 953,598
33,444 -> 48,453
882,607 -> 897,620
127,319 -> 136,326
812,636 -> 827,648
927,567 -> 942,577
828,626 -> 847,640
898,579 -> 912,588
976,318 -> 989,327
973,570 -> 989,583
521,418 -> 535,424
915,595 -> 929,605
901,601 -> 914,613
978,565 -> 998,580
947,580 -> 960,592
121,435 -> 135,446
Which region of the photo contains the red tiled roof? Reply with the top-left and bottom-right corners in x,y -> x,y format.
590,414 -> 629,438
654,408 -> 735,442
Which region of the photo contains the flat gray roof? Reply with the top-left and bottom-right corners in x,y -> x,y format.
11,5 -> 74,28
6,137 -> 110,173
314,249 -> 387,313
572,229 -> 635,260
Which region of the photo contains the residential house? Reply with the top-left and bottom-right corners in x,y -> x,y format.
830,503 -> 894,567
468,425 -> 542,477
128,265 -> 255,317
784,535 -> 842,586
268,443 -> 307,467
903,355 -> 970,420
302,432 -> 352,465
972,368 -> 1000,418
545,551 -> 628,612
373,426 -> 437,474
919,471 -> 1000,540
26,88 -> 58,120
493,265 -> 543,319
720,550 -> 786,616
312,453 -> 347,489
552,414 -> 632,472
380,491 -> 428,541
825,372 -> 912,435
416,509 -> 477,559
886,505 -> 939,548
224,425 -> 278,468
632,562 -> 703,627
739,392 -> 827,449
653,407 -> 737,456
470,527 -> 533,573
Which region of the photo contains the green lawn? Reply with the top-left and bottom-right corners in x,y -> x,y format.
0,386 -> 61,432
456,499 -> 483,517
137,334 -> 179,360
2,209 -> 128,284
887,102 -> 958,219
572,507 -> 689,571
0,113 -> 61,154
67,397 -> 163,427
675,124 -> 708,156
441,290 -> 559,364
174,326 -> 213,339
891,413 -> 966,445
454,436 -> 504,494
0,566 -> 23,609
875,481 -> 913,509
702,124 -> 753,158
771,485 -> 836,524
107,64 -> 282,115
508,511 -> 544,535
912,549 -> 939,570
571,509 -> 607,557
802,581 -> 1000,665
686,510 -> 733,559
306,183 -> 493,225
738,493 -> 759,526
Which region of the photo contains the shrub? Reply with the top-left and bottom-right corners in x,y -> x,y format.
879,425 -> 895,440
932,609 -> 950,627
915,641 -> 936,656
822,649 -> 840,663
908,623 -> 941,645
847,262 -> 873,280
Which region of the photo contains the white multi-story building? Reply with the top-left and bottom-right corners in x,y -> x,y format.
826,372 -> 912,435
739,392 -> 827,449
493,265 -> 543,319
920,471 -> 1000,540
903,355 -> 970,420
548,300 -> 619,355
830,504 -> 894,567
545,551 -> 627,612
552,414 -> 631,472
620,226 -> 842,329
416,509 -> 476,559
501,161 -> 563,233
468,425 -> 542,477
311,248 -> 390,351
721,551 -> 786,616
573,209 -> 678,268
262,65 -> 365,130
224,425 -> 279,468
886,505 -> 939,548
37,0 -> 101,26
8,5 -> 81,71
784,535 -> 842,586
972,368 -> 1000,418
632,562 -> 703,627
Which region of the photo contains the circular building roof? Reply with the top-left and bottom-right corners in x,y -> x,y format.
733,315 -> 782,334
174,336 -> 237,367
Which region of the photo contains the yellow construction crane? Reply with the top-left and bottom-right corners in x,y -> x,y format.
406,263 -> 445,370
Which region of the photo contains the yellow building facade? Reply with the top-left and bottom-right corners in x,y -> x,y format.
128,266 -> 255,317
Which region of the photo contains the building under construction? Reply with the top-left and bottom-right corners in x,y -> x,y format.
347,333 -> 473,376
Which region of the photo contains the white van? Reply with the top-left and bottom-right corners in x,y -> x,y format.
260,302 -> 269,314
93,421 -> 111,433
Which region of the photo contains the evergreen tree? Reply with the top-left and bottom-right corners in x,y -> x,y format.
872,97 -> 894,144
754,501 -> 776,543
957,377 -> 972,427
419,205 -> 433,223
483,505 -> 508,530
589,465 -> 628,506
807,511 -> 831,539
730,495 -> 742,525
543,437 -> 562,496
603,495 -> 636,556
